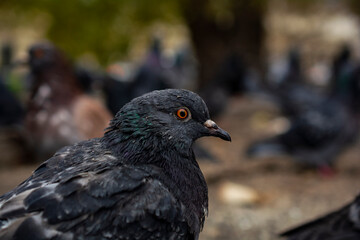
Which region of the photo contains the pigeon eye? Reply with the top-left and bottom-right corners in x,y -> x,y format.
176,108 -> 189,120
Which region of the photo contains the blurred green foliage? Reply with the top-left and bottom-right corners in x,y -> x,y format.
0,0 -> 274,66
0,0 -> 182,65
0,0 -> 338,66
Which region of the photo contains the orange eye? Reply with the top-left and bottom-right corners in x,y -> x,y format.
176,108 -> 188,119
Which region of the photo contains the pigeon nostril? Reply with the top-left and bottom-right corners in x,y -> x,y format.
204,120 -> 218,129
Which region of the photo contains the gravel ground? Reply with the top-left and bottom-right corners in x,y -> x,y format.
0,95 -> 359,240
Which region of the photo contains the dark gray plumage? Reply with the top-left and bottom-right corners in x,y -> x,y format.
281,195 -> 360,240
0,89 -> 231,240
246,96 -> 356,168
247,75 -> 358,170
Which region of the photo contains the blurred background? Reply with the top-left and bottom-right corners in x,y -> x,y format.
1,0 -> 360,239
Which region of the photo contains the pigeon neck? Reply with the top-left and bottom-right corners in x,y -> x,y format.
104,126 -> 194,165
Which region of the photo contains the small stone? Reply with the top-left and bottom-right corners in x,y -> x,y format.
218,181 -> 260,206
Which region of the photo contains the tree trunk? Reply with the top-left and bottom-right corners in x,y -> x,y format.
180,0 -> 267,87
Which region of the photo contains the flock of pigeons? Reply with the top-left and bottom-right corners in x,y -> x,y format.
0,41 -> 359,239
248,46 -> 360,175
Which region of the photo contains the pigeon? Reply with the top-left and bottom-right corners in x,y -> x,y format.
102,40 -> 197,115
247,86 -> 360,173
0,43 -> 14,82
329,45 -> 360,115
74,67 -> 99,94
130,38 -> 172,99
0,89 -> 231,240
102,63 -> 135,116
281,195 -> 360,239
0,75 -> 32,166
0,42 -> 24,126
268,47 -> 303,86
268,47 -> 322,118
329,45 -> 354,103
0,80 -> 24,127
200,53 -> 248,118
247,97 -> 356,169
25,43 -> 112,161
246,84 -> 358,172
247,46 -> 360,171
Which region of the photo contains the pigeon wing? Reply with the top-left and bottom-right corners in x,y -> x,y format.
281,197 -> 360,240
0,165 -> 192,240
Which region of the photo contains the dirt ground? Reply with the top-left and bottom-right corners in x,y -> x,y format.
1,96 -> 360,240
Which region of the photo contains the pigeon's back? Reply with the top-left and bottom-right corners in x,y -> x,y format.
0,139 -> 195,240
281,196 -> 360,240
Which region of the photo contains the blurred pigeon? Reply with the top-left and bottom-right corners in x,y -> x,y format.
267,47 -> 321,118
103,40 -> 197,115
329,45 -> 354,103
25,43 -> 112,162
101,38 -> 171,116
0,42 -> 23,126
274,82 -> 325,118
130,38 -> 172,99
0,89 -> 231,239
268,47 -> 302,86
247,97 -> 356,170
102,63 -> 135,115
0,75 -> 31,166
248,45 -> 360,171
0,80 -> 24,127
74,67 -> 99,94
347,65 -> 360,114
164,46 -> 198,90
0,43 -> 13,82
200,53 -> 248,118
329,45 -> 360,115
281,194 -> 360,239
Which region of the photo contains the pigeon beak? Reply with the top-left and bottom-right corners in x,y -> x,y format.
204,120 -> 231,142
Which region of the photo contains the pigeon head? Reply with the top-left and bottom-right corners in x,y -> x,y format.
104,89 -> 230,163
27,43 -> 82,96
28,43 -> 71,74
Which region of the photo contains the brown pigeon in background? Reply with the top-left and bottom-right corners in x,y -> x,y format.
25,43 -> 112,161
